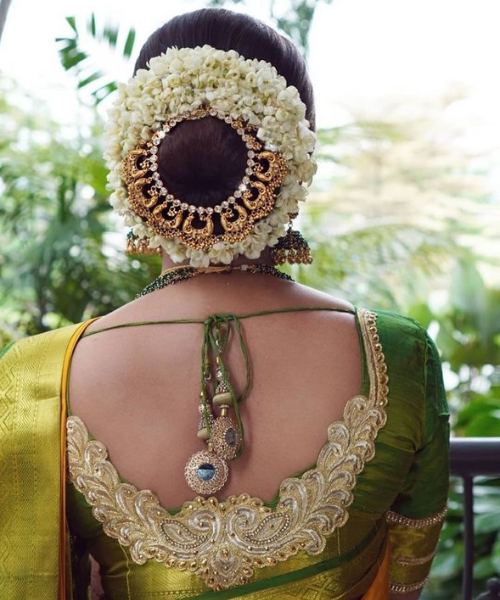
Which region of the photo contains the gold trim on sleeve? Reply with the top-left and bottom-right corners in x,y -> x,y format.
386,505 -> 447,529
395,550 -> 436,566
67,309 -> 388,591
390,577 -> 429,593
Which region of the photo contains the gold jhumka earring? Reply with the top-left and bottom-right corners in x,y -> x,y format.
271,215 -> 313,265
126,231 -> 162,255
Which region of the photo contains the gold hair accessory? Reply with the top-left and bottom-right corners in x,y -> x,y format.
125,230 -> 162,255
122,108 -> 288,253
271,221 -> 313,265
106,46 -> 317,266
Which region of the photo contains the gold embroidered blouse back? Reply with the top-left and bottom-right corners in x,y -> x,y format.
62,308 -> 449,599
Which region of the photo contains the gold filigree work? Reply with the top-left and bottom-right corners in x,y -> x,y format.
66,309 -> 388,591
184,450 -> 229,495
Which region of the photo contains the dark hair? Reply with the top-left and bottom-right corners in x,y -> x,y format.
134,9 -> 315,207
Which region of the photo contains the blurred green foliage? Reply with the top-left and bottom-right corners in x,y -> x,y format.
0,81 -> 160,339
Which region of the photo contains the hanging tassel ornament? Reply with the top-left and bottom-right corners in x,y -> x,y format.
185,317 -> 246,495
271,222 -> 313,265
210,359 -> 242,461
185,387 -> 229,495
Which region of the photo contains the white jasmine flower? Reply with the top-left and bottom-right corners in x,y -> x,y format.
104,45 -> 316,266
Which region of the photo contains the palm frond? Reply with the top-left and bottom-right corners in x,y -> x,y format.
56,13 -> 136,104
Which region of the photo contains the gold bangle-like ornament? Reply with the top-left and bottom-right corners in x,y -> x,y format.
122,108 -> 288,252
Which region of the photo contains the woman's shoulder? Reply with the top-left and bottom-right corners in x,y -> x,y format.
370,307 -> 425,333
369,309 -> 445,409
290,285 -> 428,339
371,308 -> 439,360
358,308 -> 442,403
292,285 -> 430,345
0,321 -> 90,366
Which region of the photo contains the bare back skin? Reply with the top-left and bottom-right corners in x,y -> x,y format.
69,272 -> 361,509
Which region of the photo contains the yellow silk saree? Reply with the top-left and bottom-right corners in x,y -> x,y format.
0,309 -> 449,600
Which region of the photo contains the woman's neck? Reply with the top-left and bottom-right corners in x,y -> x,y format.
161,248 -> 275,272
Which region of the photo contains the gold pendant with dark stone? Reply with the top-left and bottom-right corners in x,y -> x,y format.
184,449 -> 228,495
210,415 -> 241,461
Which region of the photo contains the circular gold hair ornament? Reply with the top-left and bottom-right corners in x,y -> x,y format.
122,108 -> 288,252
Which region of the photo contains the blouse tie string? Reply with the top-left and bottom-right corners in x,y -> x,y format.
200,313 -> 251,456
78,306 -> 356,494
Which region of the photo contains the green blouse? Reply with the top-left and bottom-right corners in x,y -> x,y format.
63,308 -> 449,600
0,307 -> 449,600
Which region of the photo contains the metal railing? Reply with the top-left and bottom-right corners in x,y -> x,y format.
450,438 -> 500,600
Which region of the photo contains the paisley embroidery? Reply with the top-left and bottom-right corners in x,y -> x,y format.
67,309 -> 389,590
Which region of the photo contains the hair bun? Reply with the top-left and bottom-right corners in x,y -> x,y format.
158,117 -> 247,210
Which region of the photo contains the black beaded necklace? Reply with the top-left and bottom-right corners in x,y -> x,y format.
137,264 -> 294,298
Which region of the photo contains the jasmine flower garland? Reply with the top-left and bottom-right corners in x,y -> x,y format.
104,45 -> 317,266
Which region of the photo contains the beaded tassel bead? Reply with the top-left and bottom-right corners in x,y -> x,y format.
212,365 -> 232,408
209,365 -> 242,460
197,402 -> 214,440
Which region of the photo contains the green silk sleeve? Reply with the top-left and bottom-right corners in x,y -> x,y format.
386,329 -> 450,593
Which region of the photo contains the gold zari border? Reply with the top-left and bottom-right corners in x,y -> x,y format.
390,577 -> 429,593
394,550 -> 436,567
67,309 -> 389,591
386,505 -> 447,529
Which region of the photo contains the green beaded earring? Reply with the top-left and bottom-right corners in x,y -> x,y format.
271,220 -> 313,265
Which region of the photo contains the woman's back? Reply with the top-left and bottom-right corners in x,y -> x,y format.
68,275 -> 362,508
63,277 -> 448,599
0,269 -> 449,598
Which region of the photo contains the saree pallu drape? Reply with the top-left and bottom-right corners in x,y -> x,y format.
0,322 -> 87,599
0,310 -> 449,599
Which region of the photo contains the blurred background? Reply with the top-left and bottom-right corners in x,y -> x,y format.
0,1 -> 499,597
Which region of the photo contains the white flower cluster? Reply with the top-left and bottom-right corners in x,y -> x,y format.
104,45 -> 317,266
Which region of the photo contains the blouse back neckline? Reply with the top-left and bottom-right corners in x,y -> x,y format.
65,308 -> 389,591
66,304 -> 370,513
